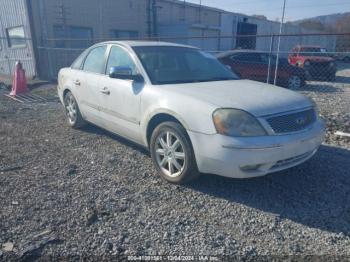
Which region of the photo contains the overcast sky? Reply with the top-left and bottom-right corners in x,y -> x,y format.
186,0 -> 350,21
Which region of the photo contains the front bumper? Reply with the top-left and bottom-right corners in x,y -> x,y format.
188,120 -> 325,178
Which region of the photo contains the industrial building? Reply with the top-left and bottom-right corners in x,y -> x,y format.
0,0 -> 337,80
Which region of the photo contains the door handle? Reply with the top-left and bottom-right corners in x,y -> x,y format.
74,80 -> 81,86
101,87 -> 110,95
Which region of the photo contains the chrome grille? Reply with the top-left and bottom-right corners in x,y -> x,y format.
266,109 -> 316,134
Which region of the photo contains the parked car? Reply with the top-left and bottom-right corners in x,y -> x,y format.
58,41 -> 325,184
288,45 -> 337,81
334,52 -> 350,63
217,50 -> 306,89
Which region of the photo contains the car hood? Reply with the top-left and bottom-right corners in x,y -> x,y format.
302,56 -> 335,62
161,80 -> 312,117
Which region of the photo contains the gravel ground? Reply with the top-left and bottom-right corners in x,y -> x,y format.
301,62 -> 350,149
0,65 -> 350,260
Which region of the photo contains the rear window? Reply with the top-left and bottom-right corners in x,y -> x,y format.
300,47 -> 329,56
82,46 -> 107,74
71,50 -> 89,70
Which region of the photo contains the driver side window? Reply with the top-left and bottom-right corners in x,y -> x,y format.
106,46 -> 137,75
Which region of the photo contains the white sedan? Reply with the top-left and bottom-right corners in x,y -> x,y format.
58,41 -> 325,184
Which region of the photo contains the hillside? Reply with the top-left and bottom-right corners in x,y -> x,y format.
291,12 -> 350,32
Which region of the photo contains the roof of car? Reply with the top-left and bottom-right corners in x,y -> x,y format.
216,49 -> 268,58
296,45 -> 321,48
99,40 -> 197,49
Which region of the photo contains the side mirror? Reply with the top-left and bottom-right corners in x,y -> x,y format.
109,66 -> 144,82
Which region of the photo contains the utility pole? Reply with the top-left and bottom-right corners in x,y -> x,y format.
273,0 -> 286,85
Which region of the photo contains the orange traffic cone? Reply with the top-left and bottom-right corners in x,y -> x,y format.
10,61 -> 29,96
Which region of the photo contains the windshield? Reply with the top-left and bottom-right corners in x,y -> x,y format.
300,47 -> 328,57
133,46 -> 238,85
261,54 -> 287,64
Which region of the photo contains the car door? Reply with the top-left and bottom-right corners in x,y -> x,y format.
99,45 -> 144,143
75,45 -> 108,127
229,53 -> 250,78
232,53 -> 266,81
248,53 -> 268,82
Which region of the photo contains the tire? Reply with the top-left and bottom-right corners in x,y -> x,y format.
150,121 -> 200,184
63,91 -> 86,128
287,75 -> 303,90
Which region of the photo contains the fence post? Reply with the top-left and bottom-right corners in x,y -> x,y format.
273,0 -> 286,86
267,34 -> 275,84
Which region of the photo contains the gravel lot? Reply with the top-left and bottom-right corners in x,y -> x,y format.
0,64 -> 350,260
301,62 -> 350,149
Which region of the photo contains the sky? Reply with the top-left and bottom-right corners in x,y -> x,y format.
186,0 -> 350,21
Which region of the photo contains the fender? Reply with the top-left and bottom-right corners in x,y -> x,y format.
141,108 -> 190,147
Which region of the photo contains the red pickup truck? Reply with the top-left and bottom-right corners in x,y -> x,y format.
288,45 -> 337,81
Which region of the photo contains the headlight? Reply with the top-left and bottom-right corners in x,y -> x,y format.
304,61 -> 311,67
213,109 -> 267,137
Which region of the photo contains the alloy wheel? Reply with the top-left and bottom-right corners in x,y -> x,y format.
65,94 -> 77,125
288,75 -> 302,90
155,131 -> 186,178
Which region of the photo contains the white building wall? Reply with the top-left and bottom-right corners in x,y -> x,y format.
0,0 -> 37,78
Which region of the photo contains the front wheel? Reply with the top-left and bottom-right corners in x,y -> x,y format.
287,75 -> 303,90
64,91 -> 86,128
150,122 -> 200,184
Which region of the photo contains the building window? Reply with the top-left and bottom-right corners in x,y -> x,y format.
53,25 -> 93,48
236,22 -> 257,50
6,26 -> 26,48
53,25 -> 66,48
70,26 -> 93,48
111,30 -> 139,39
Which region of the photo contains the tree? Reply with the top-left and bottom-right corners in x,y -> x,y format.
299,20 -> 326,31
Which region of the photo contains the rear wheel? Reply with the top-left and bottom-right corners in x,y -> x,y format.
150,121 -> 200,184
64,91 -> 86,128
287,75 -> 303,90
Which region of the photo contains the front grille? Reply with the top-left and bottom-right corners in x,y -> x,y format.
266,109 -> 316,134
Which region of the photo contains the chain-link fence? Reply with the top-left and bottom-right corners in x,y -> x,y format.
32,33 -> 349,85
0,33 -> 349,147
